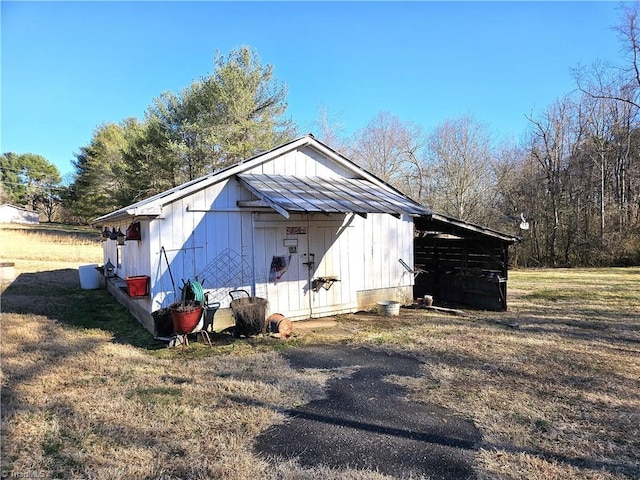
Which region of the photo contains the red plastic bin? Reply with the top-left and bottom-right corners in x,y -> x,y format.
126,275 -> 149,297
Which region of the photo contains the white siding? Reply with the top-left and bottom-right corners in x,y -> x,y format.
246,146 -> 352,178
360,213 -> 415,293
252,213 -> 359,319
102,143 -> 417,321
142,178 -> 257,311
0,205 -> 39,224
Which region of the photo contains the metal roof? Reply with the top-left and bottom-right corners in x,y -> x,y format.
237,174 -> 431,218
92,135 -> 432,224
415,213 -> 520,243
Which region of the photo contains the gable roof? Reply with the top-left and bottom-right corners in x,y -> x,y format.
93,135 -> 430,224
0,204 -> 37,213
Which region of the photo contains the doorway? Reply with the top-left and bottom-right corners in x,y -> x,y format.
253,215 -> 356,319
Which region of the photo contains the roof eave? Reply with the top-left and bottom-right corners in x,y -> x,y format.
92,206 -> 162,226
96,137 -> 315,220
91,134 -> 428,223
426,212 -> 521,243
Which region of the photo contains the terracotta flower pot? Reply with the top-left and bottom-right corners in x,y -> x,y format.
169,301 -> 203,334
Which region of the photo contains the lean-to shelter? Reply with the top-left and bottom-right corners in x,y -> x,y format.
413,213 -> 520,311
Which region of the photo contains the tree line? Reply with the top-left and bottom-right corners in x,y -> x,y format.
2,6 -> 640,267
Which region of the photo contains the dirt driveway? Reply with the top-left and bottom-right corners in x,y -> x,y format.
255,345 -> 481,480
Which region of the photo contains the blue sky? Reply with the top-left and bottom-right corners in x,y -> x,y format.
1,1 -> 626,178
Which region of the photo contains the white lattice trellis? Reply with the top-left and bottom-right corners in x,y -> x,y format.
196,248 -> 266,303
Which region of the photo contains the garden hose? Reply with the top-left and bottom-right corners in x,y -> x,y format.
182,280 -> 205,304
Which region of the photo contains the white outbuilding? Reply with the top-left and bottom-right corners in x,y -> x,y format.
0,204 -> 40,225
93,135 -> 431,335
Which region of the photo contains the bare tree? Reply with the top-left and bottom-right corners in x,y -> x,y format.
574,4 -> 640,239
526,96 -> 585,266
349,111 -> 426,201
575,4 -> 640,108
613,2 -> 640,108
493,142 -> 530,221
581,87 -> 617,240
311,105 -> 349,154
423,115 -> 496,224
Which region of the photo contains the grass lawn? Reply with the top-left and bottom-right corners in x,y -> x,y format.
1,224 -> 639,479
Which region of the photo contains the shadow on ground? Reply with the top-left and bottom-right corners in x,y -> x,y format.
1,269 -> 163,350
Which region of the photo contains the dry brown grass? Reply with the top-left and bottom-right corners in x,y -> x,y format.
1,311 -> 346,479
0,224 -> 103,263
342,268 -> 640,480
1,226 -> 639,479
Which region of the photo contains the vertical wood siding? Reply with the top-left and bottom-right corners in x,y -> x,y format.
104,146 -> 417,320
359,213 -> 414,293
246,146 -> 351,178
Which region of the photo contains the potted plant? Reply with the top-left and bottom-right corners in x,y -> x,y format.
169,300 -> 203,334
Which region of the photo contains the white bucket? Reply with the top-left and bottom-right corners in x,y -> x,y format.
377,300 -> 401,316
79,264 -> 101,289
0,262 -> 16,285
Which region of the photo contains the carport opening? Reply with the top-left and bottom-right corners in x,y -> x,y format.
413,214 -> 519,311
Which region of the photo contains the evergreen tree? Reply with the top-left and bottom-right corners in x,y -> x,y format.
0,152 -> 61,212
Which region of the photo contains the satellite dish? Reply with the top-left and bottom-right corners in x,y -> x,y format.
519,213 -> 530,230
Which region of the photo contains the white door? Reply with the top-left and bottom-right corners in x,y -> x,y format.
253,216 -> 357,319
307,224 -> 357,317
253,224 -> 312,319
